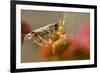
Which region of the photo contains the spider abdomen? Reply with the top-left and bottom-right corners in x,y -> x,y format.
53,38 -> 68,54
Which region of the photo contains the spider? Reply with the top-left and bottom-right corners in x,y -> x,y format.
24,15 -> 68,54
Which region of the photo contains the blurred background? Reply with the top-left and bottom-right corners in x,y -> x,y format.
21,10 -> 90,63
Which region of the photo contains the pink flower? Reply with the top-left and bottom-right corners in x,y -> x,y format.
76,20 -> 90,57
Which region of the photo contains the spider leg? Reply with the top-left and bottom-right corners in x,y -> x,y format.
32,37 -> 43,46
37,33 -> 48,45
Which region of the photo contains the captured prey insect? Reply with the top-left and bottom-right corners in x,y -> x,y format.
24,14 -> 68,54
